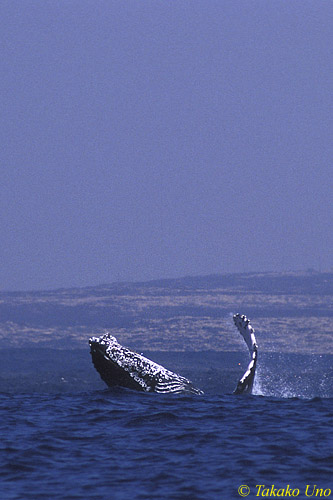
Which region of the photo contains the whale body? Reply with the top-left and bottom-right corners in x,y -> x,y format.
89,334 -> 203,394
89,313 -> 258,395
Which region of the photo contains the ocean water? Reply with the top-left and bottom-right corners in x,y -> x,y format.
0,351 -> 332,500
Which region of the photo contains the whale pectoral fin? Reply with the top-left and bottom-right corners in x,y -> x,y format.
233,314 -> 258,395
233,349 -> 257,395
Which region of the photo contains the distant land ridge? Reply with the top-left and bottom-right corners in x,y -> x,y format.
0,271 -> 332,354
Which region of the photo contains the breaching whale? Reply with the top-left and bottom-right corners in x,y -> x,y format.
89,313 -> 258,395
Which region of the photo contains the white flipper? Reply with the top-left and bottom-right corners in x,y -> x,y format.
233,314 -> 258,394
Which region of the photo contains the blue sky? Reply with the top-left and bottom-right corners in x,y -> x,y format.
1,0 -> 332,290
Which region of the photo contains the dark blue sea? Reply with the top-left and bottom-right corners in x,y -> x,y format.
0,350 -> 332,500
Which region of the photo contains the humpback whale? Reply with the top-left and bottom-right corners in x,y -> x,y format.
89,313 -> 258,395
89,333 -> 203,394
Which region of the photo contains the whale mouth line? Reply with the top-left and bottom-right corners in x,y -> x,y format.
89,313 -> 258,395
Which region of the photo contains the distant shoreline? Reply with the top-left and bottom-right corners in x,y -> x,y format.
0,271 -> 332,354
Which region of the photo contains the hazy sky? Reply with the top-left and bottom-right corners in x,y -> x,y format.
1,0 -> 332,291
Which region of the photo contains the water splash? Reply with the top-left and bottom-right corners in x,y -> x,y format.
251,353 -> 332,399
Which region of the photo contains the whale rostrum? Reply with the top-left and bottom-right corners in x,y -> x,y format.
89,313 -> 258,395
